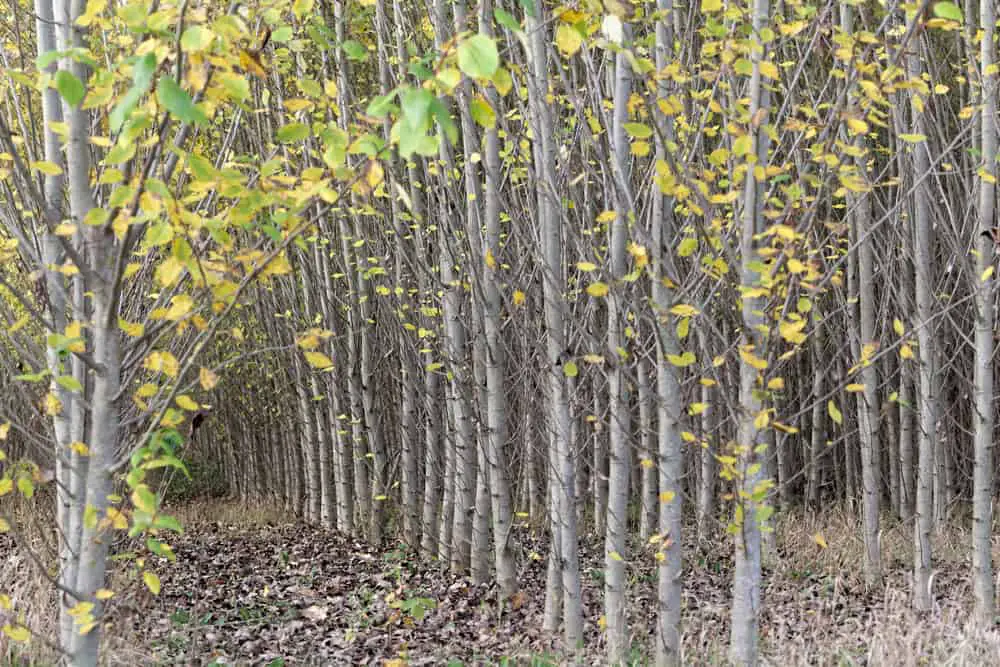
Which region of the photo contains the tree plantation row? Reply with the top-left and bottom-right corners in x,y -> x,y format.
0,0 -> 997,665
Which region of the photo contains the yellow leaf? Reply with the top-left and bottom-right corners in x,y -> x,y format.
105,507 -> 128,530
899,133 -> 926,143
76,0 -> 107,26
609,551 -> 623,562
164,295 -> 193,321
845,383 -> 865,392
144,350 -> 180,378
689,402 -> 708,415
586,282 -> 609,297
739,346 -> 768,370
767,377 -> 784,390
118,318 -> 144,337
305,351 -> 334,370
555,24 -> 583,56
828,400 -> 843,425
143,571 -> 161,595
0,478 -> 12,496
846,117 -> 869,135
900,343 -> 914,360
596,210 -> 617,223
667,352 -> 696,367
778,318 -> 807,344
659,490 -> 676,503
70,441 -> 89,456
176,395 -> 199,411
31,160 -> 63,175
95,589 -> 115,600
156,256 -> 185,287
577,261 -> 598,272
2,624 -> 30,642
669,304 -> 699,317
701,0 -> 722,11
733,135 -> 752,157
0,422 -> 8,440
199,367 -> 218,390
893,318 -> 905,336
64,321 -> 86,353
484,247 -> 497,270
813,532 -> 828,549
759,61 -> 779,80
512,290 -> 526,306
45,392 -> 63,416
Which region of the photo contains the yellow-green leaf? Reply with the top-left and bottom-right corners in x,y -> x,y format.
586,282 -> 609,297
304,351 -> 334,370
143,571 -> 161,595
828,400 -> 843,425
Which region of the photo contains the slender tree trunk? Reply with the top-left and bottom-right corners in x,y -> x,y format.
730,0 -> 768,659
972,0 -> 996,623
907,31 -> 937,613
604,24 -> 635,663
526,3 -> 583,647
480,0 -> 517,600
653,3 -> 684,661
840,0 -> 881,580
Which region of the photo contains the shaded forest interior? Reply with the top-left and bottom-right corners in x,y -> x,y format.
3,0 -> 1000,665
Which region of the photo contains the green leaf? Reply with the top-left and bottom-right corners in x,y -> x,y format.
55,70 -> 85,107
494,8 -> 522,32
17,476 -> 33,499
457,34 -> 499,79
518,0 -> 536,18
153,514 -> 184,533
623,122 -> 652,139
109,53 -> 157,134
430,98 -> 458,145
276,122 -> 309,143
270,26 -> 294,43
156,77 -> 208,126
37,49 -> 64,70
56,375 -> 84,392
470,97 -> 496,128
180,26 -> 214,53
400,87 -> 434,132
932,1 -> 962,21
366,93 -> 397,118
342,40 -> 368,61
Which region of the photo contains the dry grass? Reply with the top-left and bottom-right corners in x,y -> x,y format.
746,507 -> 1000,666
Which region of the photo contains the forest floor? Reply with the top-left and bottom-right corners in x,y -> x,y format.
6,500 -> 1000,665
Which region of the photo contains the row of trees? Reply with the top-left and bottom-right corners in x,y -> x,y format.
0,0 -> 998,665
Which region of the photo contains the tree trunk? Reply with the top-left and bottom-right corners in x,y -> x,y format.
973,0 -> 996,623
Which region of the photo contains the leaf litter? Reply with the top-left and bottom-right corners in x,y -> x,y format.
6,503 -> 999,665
